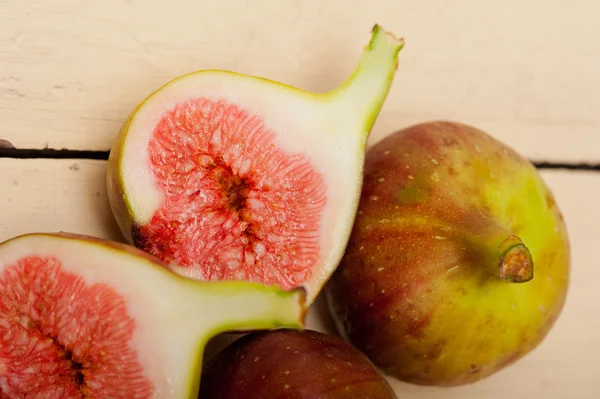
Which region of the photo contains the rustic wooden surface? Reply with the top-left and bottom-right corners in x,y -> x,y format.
1,0 -> 598,397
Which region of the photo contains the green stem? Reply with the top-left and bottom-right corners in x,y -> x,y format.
431,220 -> 534,283
327,25 -> 405,146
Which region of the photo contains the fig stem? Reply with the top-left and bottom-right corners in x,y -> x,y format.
327,24 -> 404,146
496,236 -> 534,283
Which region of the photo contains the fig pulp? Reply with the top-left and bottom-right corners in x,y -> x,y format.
326,121 -> 570,385
0,233 -> 305,398
107,25 -> 405,304
199,329 -> 396,399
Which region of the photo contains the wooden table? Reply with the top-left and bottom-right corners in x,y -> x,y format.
1,1 -> 598,397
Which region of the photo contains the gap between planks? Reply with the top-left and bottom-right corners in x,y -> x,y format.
0,146 -> 599,171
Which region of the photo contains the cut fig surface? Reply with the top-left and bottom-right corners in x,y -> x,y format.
138,98 -> 326,289
0,233 -> 305,398
107,25 -> 405,303
1,255 -> 152,397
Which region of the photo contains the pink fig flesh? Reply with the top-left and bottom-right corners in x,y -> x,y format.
135,98 -> 326,289
0,245 -> 153,396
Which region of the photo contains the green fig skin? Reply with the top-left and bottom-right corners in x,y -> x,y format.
198,329 -> 397,399
326,121 -> 570,386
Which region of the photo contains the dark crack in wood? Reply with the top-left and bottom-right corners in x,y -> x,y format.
0,147 -> 598,171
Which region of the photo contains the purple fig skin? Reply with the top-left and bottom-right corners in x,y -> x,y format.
198,329 -> 397,399
326,121 -> 570,386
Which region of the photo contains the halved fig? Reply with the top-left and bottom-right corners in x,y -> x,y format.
0,233 -> 305,398
107,25 -> 405,304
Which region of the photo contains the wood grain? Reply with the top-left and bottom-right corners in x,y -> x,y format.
1,0 -> 599,160
0,159 -> 597,397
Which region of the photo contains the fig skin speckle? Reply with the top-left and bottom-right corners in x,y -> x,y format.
199,329 -> 396,399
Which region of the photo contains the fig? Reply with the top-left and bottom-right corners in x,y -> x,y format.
199,329 -> 396,399
106,25 -> 405,304
326,121 -> 570,385
0,233 -> 305,398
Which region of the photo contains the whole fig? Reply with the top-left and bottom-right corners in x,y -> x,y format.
199,329 -> 396,398
326,121 -> 570,386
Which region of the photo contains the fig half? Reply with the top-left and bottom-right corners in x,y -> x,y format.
107,25 -> 405,304
0,233 -> 305,398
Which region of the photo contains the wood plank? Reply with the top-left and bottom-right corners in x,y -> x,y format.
0,158 -> 597,397
0,159 -> 122,242
1,0 -> 599,161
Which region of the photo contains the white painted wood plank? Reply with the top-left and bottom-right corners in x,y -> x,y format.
0,158 -> 597,397
0,159 -> 122,241
1,0 -> 599,160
